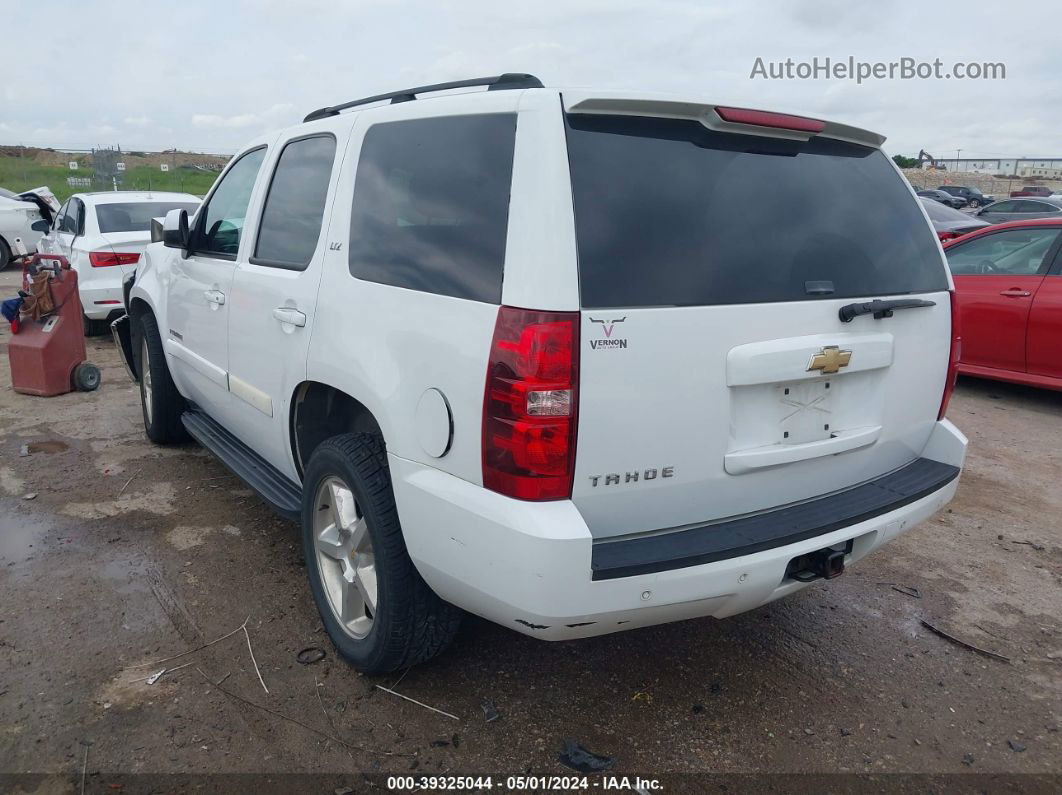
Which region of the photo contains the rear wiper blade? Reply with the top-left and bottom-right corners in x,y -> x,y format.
838,298 -> 936,323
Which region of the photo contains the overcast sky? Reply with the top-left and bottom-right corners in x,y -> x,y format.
4,0 -> 1060,159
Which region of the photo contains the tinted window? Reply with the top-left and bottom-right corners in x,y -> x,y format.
921,198 -> 970,223
1020,200 -> 1059,213
194,147 -> 267,258
96,201 -> 200,233
254,135 -> 337,268
566,115 -> 948,308
946,228 -> 1059,275
348,114 -> 517,303
986,201 -> 1015,213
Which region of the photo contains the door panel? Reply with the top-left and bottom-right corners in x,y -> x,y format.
945,226 -> 1061,373
224,132 -> 343,479
952,274 -> 1042,372
164,146 -> 269,419
1027,275 -> 1062,379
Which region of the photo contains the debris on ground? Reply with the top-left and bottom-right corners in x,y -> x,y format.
1008,739 -> 1027,752
1012,540 -> 1047,552
891,585 -> 922,598
921,620 -> 1010,662
375,685 -> 460,721
296,647 -> 326,665
962,753 -> 975,766
23,492 -> 37,500
480,699 -> 500,722
558,739 -> 616,773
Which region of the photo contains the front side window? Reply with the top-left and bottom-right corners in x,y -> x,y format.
946,228 -> 1059,275
54,200 -> 72,233
253,135 -> 337,269
986,201 -> 1016,213
193,147 -> 267,258
348,114 -> 517,303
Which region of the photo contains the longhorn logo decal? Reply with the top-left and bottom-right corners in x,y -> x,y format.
588,317 -> 628,350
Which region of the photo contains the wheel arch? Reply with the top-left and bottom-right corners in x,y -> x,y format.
290,381 -> 385,479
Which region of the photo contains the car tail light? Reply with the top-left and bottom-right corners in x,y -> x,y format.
483,306 -> 579,500
715,106 -> 826,133
89,251 -> 140,267
938,291 -> 961,420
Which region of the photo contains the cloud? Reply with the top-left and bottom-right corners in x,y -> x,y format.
0,0 -> 1059,157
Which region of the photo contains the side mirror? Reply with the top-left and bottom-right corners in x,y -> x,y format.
162,208 -> 189,255
31,219 -> 50,233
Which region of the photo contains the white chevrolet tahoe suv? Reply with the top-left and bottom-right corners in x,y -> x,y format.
113,74 -> 968,673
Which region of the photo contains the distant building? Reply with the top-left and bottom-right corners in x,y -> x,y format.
932,157 -> 1062,176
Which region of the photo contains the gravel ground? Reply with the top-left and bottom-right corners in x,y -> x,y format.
0,266 -> 1059,792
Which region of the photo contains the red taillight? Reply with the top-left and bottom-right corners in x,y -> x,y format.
939,291 -> 961,420
715,106 -> 826,133
482,306 -> 579,500
89,251 -> 140,268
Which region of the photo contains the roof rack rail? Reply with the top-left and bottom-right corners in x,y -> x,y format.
303,73 -> 544,123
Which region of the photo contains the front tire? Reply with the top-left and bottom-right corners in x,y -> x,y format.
301,433 -> 461,673
0,238 -> 10,272
136,311 -> 188,444
967,198 -> 980,208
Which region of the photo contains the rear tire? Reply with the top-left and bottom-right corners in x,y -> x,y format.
301,433 -> 461,673
136,311 -> 188,444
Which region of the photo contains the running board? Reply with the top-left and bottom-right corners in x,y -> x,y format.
181,409 -> 302,520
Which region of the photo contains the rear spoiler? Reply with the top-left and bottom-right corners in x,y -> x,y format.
561,93 -> 885,149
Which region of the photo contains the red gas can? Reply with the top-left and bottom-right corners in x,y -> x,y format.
8,255 -> 101,396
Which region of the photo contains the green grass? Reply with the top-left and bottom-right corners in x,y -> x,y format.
0,158 -> 218,202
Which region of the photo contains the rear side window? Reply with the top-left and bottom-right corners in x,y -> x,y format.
348,114 -> 517,303
254,135 -> 337,269
565,114 -> 948,308
96,202 -> 200,233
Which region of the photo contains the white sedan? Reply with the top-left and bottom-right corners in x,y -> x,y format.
0,186 -> 60,270
38,191 -> 200,334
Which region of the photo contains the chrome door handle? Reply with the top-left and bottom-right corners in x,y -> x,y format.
203,289 -> 226,305
999,288 -> 1032,297
272,307 -> 307,327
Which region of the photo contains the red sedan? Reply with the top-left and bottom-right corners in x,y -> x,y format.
943,218 -> 1062,391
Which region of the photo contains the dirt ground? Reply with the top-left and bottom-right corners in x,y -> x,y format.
0,266 -> 1059,792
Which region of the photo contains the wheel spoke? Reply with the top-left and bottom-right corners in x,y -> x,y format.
349,515 -> 370,552
339,568 -> 366,622
315,522 -> 347,560
353,555 -> 378,615
328,480 -> 358,531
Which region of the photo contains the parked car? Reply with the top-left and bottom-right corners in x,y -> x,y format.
1010,186 -> 1053,198
920,197 -> 990,242
937,185 -> 994,208
113,75 -> 967,673
37,192 -> 200,334
0,186 -> 60,270
917,189 -> 966,209
943,218 -> 1062,391
975,197 -> 1062,224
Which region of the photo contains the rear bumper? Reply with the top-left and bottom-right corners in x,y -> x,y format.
391,420 -> 968,641
80,281 -> 125,319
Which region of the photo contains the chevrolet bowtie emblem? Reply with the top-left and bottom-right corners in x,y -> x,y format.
807,345 -> 852,374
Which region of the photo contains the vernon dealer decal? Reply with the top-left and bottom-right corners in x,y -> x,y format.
588,316 -> 627,350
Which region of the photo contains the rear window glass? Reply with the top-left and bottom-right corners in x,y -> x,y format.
565,114 -> 947,308
348,114 -> 517,303
96,201 -> 199,233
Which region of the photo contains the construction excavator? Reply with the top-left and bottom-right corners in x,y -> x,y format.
918,150 -> 946,170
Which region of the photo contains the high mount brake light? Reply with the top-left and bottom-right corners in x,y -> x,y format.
939,290 -> 961,420
715,106 -> 826,133
90,251 -> 140,268
482,306 -> 579,500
